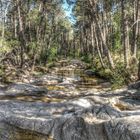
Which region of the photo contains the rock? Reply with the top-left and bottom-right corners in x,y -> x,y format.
5,83 -> 47,95
100,82 -> 112,88
84,70 -> 95,76
0,87 -> 140,140
1,97 -> 140,140
1,62 -> 140,139
104,116 -> 140,140
0,100 -> 111,140
62,77 -> 79,84
31,75 -> 63,86
128,81 -> 140,89
0,121 -> 48,140
70,59 -> 87,69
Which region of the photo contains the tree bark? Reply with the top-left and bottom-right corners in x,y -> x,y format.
133,0 -> 139,58
16,0 -> 27,68
138,58 -> 140,80
121,0 -> 130,68
88,0 -> 115,69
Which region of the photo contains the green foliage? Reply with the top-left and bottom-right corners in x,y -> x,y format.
112,11 -> 122,50
90,61 -> 133,89
7,39 -> 20,48
48,43 -> 58,62
28,42 -> 37,57
98,68 -> 112,80
46,62 -> 56,68
80,54 -> 93,64
0,67 -> 4,77
0,38 -> 13,53
27,9 -> 39,24
28,42 -> 37,50
111,63 -> 132,89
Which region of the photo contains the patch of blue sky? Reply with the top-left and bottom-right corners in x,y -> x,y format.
62,0 -> 76,24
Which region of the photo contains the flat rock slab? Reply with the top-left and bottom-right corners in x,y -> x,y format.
0,71 -> 140,140
4,83 -> 47,95
0,97 -> 140,140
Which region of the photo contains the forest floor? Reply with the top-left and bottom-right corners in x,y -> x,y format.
0,59 -> 140,140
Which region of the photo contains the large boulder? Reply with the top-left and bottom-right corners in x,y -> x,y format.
0,95 -> 137,140
104,116 -> 140,140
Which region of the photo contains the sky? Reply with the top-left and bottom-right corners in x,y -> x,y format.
62,0 -> 76,24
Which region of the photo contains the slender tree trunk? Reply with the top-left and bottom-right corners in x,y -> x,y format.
138,58 -> 140,80
90,22 -> 95,55
93,23 -> 105,68
133,0 -> 139,58
14,12 -> 17,38
16,0 -> 26,68
121,0 -> 130,68
88,0 -> 115,69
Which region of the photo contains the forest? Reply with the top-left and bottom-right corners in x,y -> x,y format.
0,0 -> 140,140
0,0 -> 139,86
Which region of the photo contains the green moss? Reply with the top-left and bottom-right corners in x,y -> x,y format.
98,69 -> 112,80
80,54 -> 93,64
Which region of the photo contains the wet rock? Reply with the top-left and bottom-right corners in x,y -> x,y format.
84,70 -> 95,76
128,81 -> 140,89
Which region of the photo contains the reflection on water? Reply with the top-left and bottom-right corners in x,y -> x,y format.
0,94 -> 63,103
55,69 -> 109,90
0,69 -> 111,103
56,69 -> 82,80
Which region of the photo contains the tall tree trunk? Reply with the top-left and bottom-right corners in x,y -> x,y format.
133,0 -> 139,58
93,22 -> 105,68
88,0 -> 115,69
121,0 -> 130,68
90,22 -> 95,55
138,58 -> 140,80
14,12 -> 17,38
16,0 -> 26,68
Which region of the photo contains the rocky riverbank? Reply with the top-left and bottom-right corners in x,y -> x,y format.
0,60 -> 140,140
